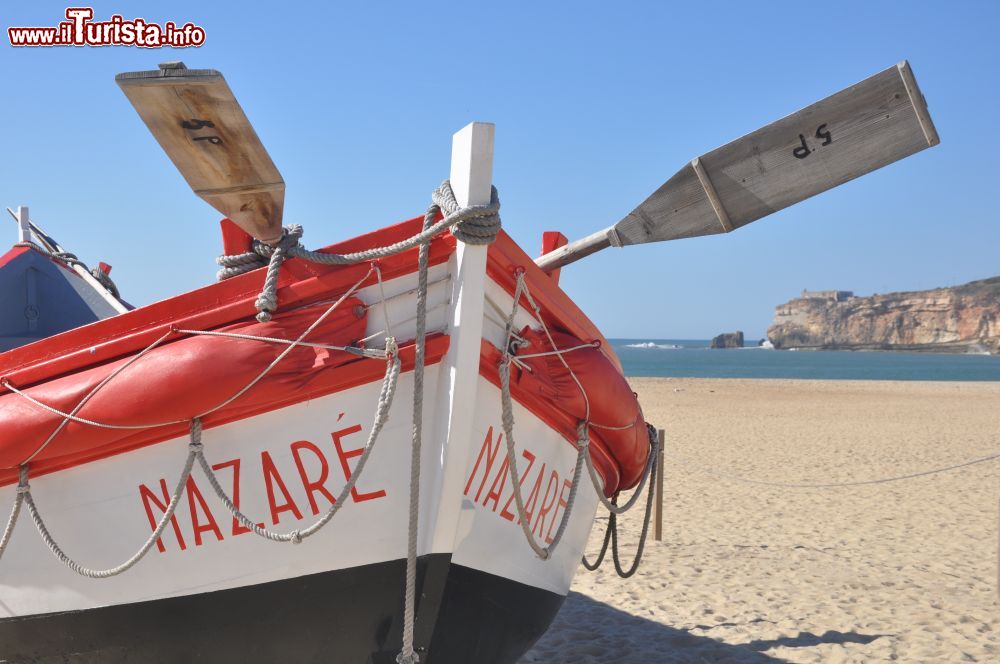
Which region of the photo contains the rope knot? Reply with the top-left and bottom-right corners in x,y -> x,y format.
16,466 -> 29,494
290,530 -> 302,544
253,225 -> 304,323
432,180 -> 501,245
384,336 -> 399,359
188,418 -> 204,453
576,421 -> 590,449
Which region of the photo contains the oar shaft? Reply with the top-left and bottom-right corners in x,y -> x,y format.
535,227 -> 613,272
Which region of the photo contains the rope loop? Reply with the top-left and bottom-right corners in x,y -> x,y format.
430,180 -> 501,245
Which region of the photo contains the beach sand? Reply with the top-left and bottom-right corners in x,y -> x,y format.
521,378 -> 1000,662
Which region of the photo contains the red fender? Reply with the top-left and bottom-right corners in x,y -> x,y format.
0,300 -> 371,484
512,327 -> 650,493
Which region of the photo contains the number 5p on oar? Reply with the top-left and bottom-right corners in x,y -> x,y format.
537,60 -> 939,272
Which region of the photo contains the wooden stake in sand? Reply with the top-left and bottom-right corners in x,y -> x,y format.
655,428 -> 665,541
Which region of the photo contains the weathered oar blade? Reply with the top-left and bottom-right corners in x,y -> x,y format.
537,60 -> 938,272
116,62 -> 285,243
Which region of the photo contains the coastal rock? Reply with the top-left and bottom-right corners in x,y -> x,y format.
710,331 -> 744,349
767,278 -> 1000,354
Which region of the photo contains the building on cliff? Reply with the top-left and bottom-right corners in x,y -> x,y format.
800,289 -> 854,302
768,277 -> 1000,354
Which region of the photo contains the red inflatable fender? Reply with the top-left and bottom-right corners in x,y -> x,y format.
0,299 -> 369,483
511,327 -> 650,493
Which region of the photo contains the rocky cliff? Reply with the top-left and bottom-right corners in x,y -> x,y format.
767,277 -> 1000,354
710,331 -> 744,349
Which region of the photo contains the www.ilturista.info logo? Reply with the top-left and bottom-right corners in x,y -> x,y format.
8,8 -> 205,48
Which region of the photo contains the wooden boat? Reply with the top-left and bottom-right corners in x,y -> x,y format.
0,61 -> 938,663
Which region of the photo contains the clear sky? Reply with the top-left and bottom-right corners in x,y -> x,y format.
2,1 -> 997,339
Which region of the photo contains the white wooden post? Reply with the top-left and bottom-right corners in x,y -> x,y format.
428,122 -> 495,554
16,206 -> 31,244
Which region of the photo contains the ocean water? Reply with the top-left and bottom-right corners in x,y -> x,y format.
609,339 -> 1000,381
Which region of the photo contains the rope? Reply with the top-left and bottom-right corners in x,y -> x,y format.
17,439 -> 196,577
581,430 -> 659,577
0,180 -> 497,662
175,328 -> 385,359
194,345 -> 399,543
1,268 -> 375,433
0,475 -> 25,561
14,242 -> 121,299
216,180 -> 501,322
396,202 -> 436,664
673,450 -> 1000,489
494,273 -> 658,560
504,272 -> 658,518
21,329 -> 175,463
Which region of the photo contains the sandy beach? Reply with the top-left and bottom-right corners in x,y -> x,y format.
522,378 -> 1000,662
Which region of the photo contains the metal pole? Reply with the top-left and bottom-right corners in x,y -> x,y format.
655,428 -> 665,541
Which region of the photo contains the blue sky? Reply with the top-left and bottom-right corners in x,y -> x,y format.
2,1 -> 997,339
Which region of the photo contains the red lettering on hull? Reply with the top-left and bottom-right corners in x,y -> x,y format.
261,450 -> 304,525
138,479 -> 186,553
331,425 -> 387,503
137,419 -> 387,554
464,424 -> 572,537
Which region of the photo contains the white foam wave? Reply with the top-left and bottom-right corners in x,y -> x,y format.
624,342 -> 683,350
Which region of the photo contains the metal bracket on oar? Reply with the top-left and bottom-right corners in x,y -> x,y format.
536,60 -> 939,273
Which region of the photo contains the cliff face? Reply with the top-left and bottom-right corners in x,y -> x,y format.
767,277 -> 1000,354
710,331 -> 744,348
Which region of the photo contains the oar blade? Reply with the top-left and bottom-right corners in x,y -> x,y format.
116,62 -> 285,243
613,61 -> 938,246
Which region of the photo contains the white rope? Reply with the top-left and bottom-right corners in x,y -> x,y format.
495,276 -> 592,559
672,450 -> 1000,488
0,265 -> 390,571
504,272 -> 657,517
396,203 -> 435,664
0,480 -> 24,561
513,342 -> 599,359
174,329 -> 386,359
193,346 -> 400,543
1,268 -> 374,434
22,329 -> 176,463
0,181 -> 502,664
15,441 -> 196,576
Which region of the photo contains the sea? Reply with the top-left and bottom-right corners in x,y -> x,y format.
609,339 -> 1000,381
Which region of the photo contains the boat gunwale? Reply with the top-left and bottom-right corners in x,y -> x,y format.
0,214 -> 454,390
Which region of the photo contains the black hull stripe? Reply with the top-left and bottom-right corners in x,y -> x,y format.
0,555 -> 565,663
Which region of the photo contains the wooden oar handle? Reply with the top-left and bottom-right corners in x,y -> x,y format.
535,227 -> 613,273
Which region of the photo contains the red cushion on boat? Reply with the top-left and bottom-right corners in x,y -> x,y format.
512,327 -> 650,493
0,299 -> 368,480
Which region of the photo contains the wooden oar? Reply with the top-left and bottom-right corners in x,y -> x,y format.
536,60 -> 939,272
116,62 -> 285,244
